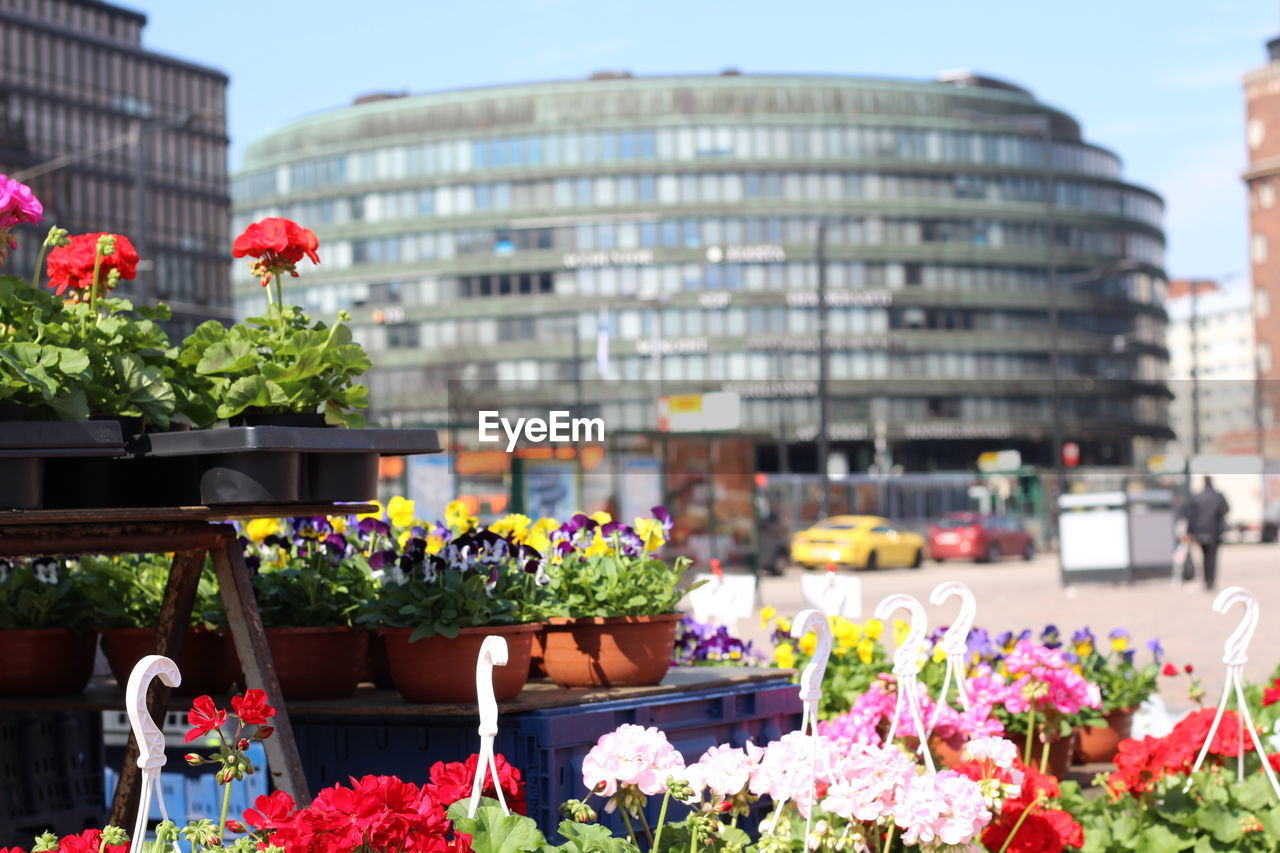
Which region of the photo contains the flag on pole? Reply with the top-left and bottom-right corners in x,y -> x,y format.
596,306 -> 609,379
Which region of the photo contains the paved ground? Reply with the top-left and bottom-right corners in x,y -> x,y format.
740,543 -> 1280,708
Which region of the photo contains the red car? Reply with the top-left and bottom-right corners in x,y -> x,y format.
927,513 -> 1035,563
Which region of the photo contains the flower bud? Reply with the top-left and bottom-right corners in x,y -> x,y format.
32,831 -> 58,852
255,726 -> 275,741
237,738 -> 250,751
101,826 -> 129,845
96,233 -> 116,257
185,753 -> 203,766
154,822 -> 179,844
226,820 -> 246,834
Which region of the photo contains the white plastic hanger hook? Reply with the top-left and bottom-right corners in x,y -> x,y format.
1185,586 -> 1280,800
874,593 -> 928,675
789,609 -> 833,841
791,608 -> 833,728
126,655 -> 183,853
467,636 -> 511,818
873,593 -> 935,771
926,582 -> 977,730
929,582 -> 976,656
1214,585 -> 1259,666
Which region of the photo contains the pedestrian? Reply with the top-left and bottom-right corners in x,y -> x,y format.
1180,476 -> 1230,590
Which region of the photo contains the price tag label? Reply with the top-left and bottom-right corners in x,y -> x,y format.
688,573 -> 757,627
801,572 -> 862,618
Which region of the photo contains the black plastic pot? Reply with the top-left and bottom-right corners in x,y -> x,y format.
0,420 -> 125,510
42,457 -> 122,509
130,426 -> 440,505
304,453 -> 379,502
0,458 -> 42,509
0,403 -> 27,422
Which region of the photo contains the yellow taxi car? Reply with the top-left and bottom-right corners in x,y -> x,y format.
790,515 -> 926,570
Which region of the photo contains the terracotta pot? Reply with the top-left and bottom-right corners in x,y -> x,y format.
542,613 -> 680,688
1008,731 -> 1077,780
101,628 -> 239,696
0,628 -> 98,696
1074,708 -> 1135,764
928,734 -> 968,769
379,623 -> 538,703
366,631 -> 395,690
265,627 -> 368,700
529,627 -> 548,678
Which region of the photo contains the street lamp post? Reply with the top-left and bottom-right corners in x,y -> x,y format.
816,221 -> 831,519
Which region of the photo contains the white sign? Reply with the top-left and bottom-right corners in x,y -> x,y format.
706,244 -> 786,263
785,290 -> 893,308
658,392 -> 741,432
687,573 -> 756,628
801,572 -> 862,619
562,249 -> 654,268
977,450 -> 1022,473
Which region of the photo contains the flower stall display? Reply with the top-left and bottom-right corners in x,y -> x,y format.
357,501 -> 550,703
538,508 -> 698,688
0,557 -> 99,696
81,552 -> 237,696
1071,628 -> 1163,763
241,515 -> 377,699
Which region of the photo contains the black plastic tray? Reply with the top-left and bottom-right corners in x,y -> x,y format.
0,420 -> 124,457
131,426 -> 441,457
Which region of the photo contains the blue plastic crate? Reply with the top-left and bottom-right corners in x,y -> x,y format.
291,676 -> 801,837
0,711 -> 105,846
103,743 -> 268,829
511,680 -> 800,835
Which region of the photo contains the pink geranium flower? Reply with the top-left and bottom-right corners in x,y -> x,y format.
0,174 -> 42,264
821,742 -> 916,823
683,744 -> 752,801
893,769 -> 992,847
582,723 -> 684,800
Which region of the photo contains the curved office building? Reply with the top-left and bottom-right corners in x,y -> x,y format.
231,71 -> 1170,473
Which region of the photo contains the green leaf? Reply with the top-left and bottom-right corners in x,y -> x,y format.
215,375 -> 289,419
449,803 -> 549,853
111,354 -> 175,428
555,821 -> 635,853
1138,823 -> 1193,853
1195,805 -> 1242,843
195,338 -> 259,375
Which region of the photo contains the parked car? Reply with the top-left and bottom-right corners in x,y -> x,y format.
790,515 -> 926,570
927,513 -> 1034,563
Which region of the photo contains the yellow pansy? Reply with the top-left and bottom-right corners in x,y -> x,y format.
267,546 -> 289,569
865,619 -> 884,641
760,605 -> 777,627
590,511 -> 613,526
776,616 -> 793,635
932,645 -> 948,664
525,530 -> 551,554
857,637 -> 876,665
584,531 -> 610,558
426,534 -> 446,555
799,632 -> 817,656
1075,641 -> 1093,658
634,517 -> 666,552
327,516 -> 347,534
1110,635 -> 1130,653
357,500 -> 384,521
245,518 -> 281,543
774,642 -> 796,669
832,618 -> 862,649
445,500 -> 478,533
387,496 -> 416,528
490,513 -> 532,543
832,647 -> 849,657
397,530 -> 412,549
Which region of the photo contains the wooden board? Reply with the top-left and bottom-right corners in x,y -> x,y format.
0,503 -> 377,526
0,668 -> 794,717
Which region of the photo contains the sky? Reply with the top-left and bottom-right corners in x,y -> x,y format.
135,0 -> 1280,280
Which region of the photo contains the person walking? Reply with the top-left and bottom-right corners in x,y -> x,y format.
1181,476 -> 1230,590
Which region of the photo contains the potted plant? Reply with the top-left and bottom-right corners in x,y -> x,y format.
1071,627 -> 1164,763
538,508 -> 697,688
242,515 -> 376,699
0,556 -> 99,695
357,502 -> 548,703
81,552 -> 237,696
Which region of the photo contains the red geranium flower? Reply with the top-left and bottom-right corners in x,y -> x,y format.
53,830 -> 128,853
243,790 -> 296,831
231,688 -> 276,726
1263,680 -> 1280,707
983,806 -> 1083,853
184,695 -> 228,743
427,753 -> 526,816
45,232 -> 138,297
233,217 -> 320,287
1162,662 -> 1179,677
0,846 -> 28,853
